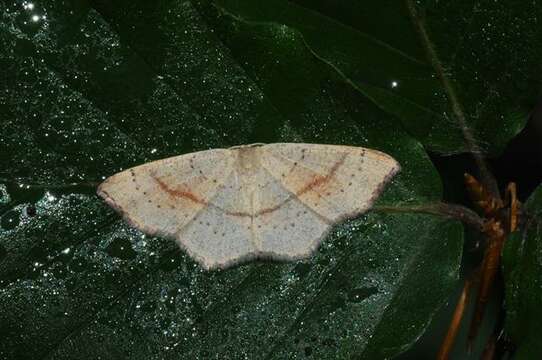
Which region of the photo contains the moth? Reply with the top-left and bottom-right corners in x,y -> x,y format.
98,143 -> 400,269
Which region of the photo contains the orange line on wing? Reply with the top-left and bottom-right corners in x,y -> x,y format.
152,176 -> 206,205
296,153 -> 347,196
150,153 -> 346,218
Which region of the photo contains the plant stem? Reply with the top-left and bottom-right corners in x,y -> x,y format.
437,277 -> 474,360
374,202 -> 485,231
405,0 -> 501,201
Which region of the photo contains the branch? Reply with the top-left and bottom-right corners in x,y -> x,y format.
374,202 -> 485,231
438,277 -> 475,360
405,0 -> 501,201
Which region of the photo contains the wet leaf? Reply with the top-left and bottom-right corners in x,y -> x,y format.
503,184 -> 542,358
0,1 -> 463,359
216,0 -> 540,155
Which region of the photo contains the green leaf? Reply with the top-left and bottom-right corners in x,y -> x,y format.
215,0 -> 539,155
503,185 -> 542,359
0,1 -> 462,359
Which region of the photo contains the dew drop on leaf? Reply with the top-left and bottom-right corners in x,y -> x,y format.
347,286 -> 378,303
0,184 -> 10,204
68,257 -> 88,273
1,210 -> 20,230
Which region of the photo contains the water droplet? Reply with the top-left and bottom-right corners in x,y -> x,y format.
347,286 -> 378,303
45,192 -> 56,202
1,210 -> 20,230
68,257 -> 88,273
0,185 -> 10,204
160,251 -> 181,271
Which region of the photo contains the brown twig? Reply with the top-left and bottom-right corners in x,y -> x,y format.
437,277 -> 476,360
465,178 -> 519,346
464,174 -> 502,216
505,182 -> 519,232
434,174 -> 519,357
467,219 -> 506,346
